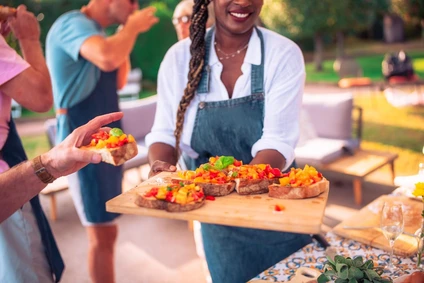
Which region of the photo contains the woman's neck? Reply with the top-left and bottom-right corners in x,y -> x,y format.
214,25 -> 253,53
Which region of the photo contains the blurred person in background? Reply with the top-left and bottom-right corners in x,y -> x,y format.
0,5 -> 64,283
173,0 -> 215,40
46,1 -> 158,282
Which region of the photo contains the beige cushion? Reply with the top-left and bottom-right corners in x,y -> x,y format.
295,138 -> 346,166
298,110 -> 318,147
302,93 -> 353,140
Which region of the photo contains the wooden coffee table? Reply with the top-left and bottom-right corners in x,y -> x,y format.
319,149 -> 398,205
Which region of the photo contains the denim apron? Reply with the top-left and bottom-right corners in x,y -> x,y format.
65,70 -> 122,223
1,118 -> 64,282
188,28 -> 312,283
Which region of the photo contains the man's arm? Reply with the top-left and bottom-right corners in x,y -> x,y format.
0,5 -> 52,112
0,112 -> 123,223
80,7 -> 158,72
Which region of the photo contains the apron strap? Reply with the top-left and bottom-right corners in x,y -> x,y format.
3,118 -> 64,282
197,26 -> 265,95
251,27 -> 265,95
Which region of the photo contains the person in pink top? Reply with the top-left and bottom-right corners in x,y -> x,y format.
0,5 -> 64,283
0,4 -> 52,167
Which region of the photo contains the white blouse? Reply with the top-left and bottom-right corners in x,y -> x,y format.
146,27 -> 305,171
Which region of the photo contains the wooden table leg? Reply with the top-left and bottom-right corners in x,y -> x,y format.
390,161 -> 396,185
353,178 -> 362,206
50,194 -> 57,221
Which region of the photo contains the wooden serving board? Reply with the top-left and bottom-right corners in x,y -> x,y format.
333,195 -> 422,257
106,172 -> 330,234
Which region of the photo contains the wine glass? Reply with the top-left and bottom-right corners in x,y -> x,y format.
380,202 -> 404,271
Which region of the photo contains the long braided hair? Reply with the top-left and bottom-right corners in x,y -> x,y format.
174,0 -> 211,155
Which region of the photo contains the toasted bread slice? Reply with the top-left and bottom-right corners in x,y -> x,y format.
268,178 -> 329,199
172,179 -> 235,197
135,195 -> 205,212
82,141 -> 138,166
234,178 -> 274,195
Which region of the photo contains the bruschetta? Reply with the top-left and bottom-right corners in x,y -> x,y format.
135,183 -> 205,212
81,127 -> 138,166
268,165 -> 329,199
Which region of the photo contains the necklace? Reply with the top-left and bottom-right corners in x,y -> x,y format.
214,41 -> 249,60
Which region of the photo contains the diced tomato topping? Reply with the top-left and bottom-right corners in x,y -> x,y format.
205,196 -> 215,201
272,168 -> 282,177
274,204 -> 285,212
165,191 -> 174,202
145,187 -> 159,197
233,160 -> 242,167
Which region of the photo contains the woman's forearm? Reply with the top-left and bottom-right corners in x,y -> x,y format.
148,142 -> 178,166
250,149 -> 286,170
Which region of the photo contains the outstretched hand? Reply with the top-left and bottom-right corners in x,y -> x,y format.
42,112 -> 124,179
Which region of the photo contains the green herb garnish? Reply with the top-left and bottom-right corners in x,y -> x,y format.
214,156 -> 235,170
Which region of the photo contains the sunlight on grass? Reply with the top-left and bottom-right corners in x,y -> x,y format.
21,135 -> 50,160
354,93 -> 424,176
413,58 -> 424,72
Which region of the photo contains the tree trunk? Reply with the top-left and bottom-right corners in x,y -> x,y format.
314,33 -> 323,72
336,31 -> 345,59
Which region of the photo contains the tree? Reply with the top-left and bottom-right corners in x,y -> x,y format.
261,0 -> 390,71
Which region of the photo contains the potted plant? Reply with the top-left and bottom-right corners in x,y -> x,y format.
317,255 -> 392,283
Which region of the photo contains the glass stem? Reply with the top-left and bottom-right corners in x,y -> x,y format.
389,240 -> 395,269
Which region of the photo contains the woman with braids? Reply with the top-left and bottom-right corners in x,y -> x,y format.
146,0 -> 311,282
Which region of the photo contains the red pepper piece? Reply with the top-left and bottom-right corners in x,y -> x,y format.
205,196 -> 215,201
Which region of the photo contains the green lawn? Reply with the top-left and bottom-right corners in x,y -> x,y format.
354,93 -> 424,176
21,134 -> 51,160
305,51 -> 424,83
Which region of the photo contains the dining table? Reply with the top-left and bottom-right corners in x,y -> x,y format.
248,231 -> 419,282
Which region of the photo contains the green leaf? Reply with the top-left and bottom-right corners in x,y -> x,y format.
348,266 -> 363,279
214,156 -> 235,170
179,182 -> 184,187
202,164 -> 212,171
317,274 -> 331,283
346,258 -> 354,267
166,186 -> 173,191
232,171 -> 238,177
326,255 -> 336,266
348,278 -> 358,283
336,263 -> 347,273
366,270 -> 380,279
109,128 -> 123,137
335,279 -> 348,283
353,256 -> 364,268
335,255 -> 347,264
362,260 -> 374,270
364,280 -> 371,283
339,266 -> 349,279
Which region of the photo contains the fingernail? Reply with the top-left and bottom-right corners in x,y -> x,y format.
92,154 -> 101,163
170,165 -> 176,171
